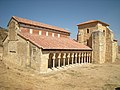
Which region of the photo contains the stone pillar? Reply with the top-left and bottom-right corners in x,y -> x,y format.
58,53 -> 61,67
71,53 -> 74,64
87,53 -> 89,63
86,53 -> 88,63
75,53 -> 77,64
78,53 -> 81,64
52,53 -> 56,68
89,53 -> 91,63
81,53 -> 84,63
63,53 -> 66,66
83,53 -> 86,63
67,53 -> 70,65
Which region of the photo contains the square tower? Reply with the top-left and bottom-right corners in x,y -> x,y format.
77,20 -> 117,63
77,20 -> 109,48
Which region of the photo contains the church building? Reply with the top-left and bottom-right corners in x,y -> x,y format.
3,16 -> 92,73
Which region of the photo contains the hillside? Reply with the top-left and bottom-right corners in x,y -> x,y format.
0,54 -> 120,90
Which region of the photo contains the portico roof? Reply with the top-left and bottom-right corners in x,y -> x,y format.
18,32 -> 92,50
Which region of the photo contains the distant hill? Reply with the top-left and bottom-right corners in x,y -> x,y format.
0,27 -> 8,47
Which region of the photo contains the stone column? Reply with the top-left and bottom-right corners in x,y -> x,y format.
85,52 -> 88,63
71,53 -> 74,64
81,53 -> 84,63
52,53 -> 56,68
67,53 -> 70,65
75,53 -> 77,64
87,53 -> 90,63
78,53 -> 81,64
63,53 -> 66,66
58,53 -> 61,67
84,53 -> 86,63
89,53 -> 91,63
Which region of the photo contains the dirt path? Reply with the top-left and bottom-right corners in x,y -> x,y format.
0,56 -> 120,90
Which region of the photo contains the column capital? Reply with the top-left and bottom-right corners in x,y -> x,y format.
71,53 -> 74,58
63,53 -> 66,58
81,53 -> 83,56
58,53 -> 61,58
52,53 -> 56,59
78,53 -> 81,57
75,53 -> 77,57
84,52 -> 86,56
67,53 -> 70,58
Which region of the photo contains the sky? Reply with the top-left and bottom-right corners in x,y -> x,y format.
0,0 -> 120,44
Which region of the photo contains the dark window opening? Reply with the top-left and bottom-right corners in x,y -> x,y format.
10,51 -> 16,53
87,29 -> 89,33
103,30 -> 105,33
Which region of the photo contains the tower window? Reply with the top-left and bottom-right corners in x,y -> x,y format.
103,30 -> 105,33
87,29 -> 89,33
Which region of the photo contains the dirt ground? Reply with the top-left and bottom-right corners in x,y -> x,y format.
0,54 -> 120,90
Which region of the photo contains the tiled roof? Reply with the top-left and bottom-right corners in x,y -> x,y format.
77,20 -> 109,26
12,16 -> 70,33
18,32 -> 91,50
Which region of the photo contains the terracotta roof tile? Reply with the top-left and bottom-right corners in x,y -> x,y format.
12,16 -> 70,33
77,20 -> 109,26
18,32 -> 91,50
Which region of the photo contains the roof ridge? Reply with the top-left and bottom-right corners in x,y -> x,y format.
77,20 -> 109,26
12,16 -> 70,33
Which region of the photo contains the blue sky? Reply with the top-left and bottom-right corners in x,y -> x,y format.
0,0 -> 120,44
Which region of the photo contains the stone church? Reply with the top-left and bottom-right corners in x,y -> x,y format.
3,16 -> 118,73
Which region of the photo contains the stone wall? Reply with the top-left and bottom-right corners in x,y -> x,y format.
40,51 -> 49,73
29,43 -> 42,71
77,21 -> 118,63
112,40 -> 118,62
3,18 -> 43,72
92,31 -> 105,63
105,28 -> 112,62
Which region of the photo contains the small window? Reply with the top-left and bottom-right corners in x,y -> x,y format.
10,51 -> 16,53
30,29 -> 33,34
87,29 -> 89,33
46,32 -> 48,36
58,34 -> 60,38
52,33 -> 54,37
39,31 -> 41,35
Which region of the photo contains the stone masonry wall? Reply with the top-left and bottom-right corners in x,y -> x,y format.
77,23 -> 98,47
105,28 -> 112,62
92,31 -> 105,63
